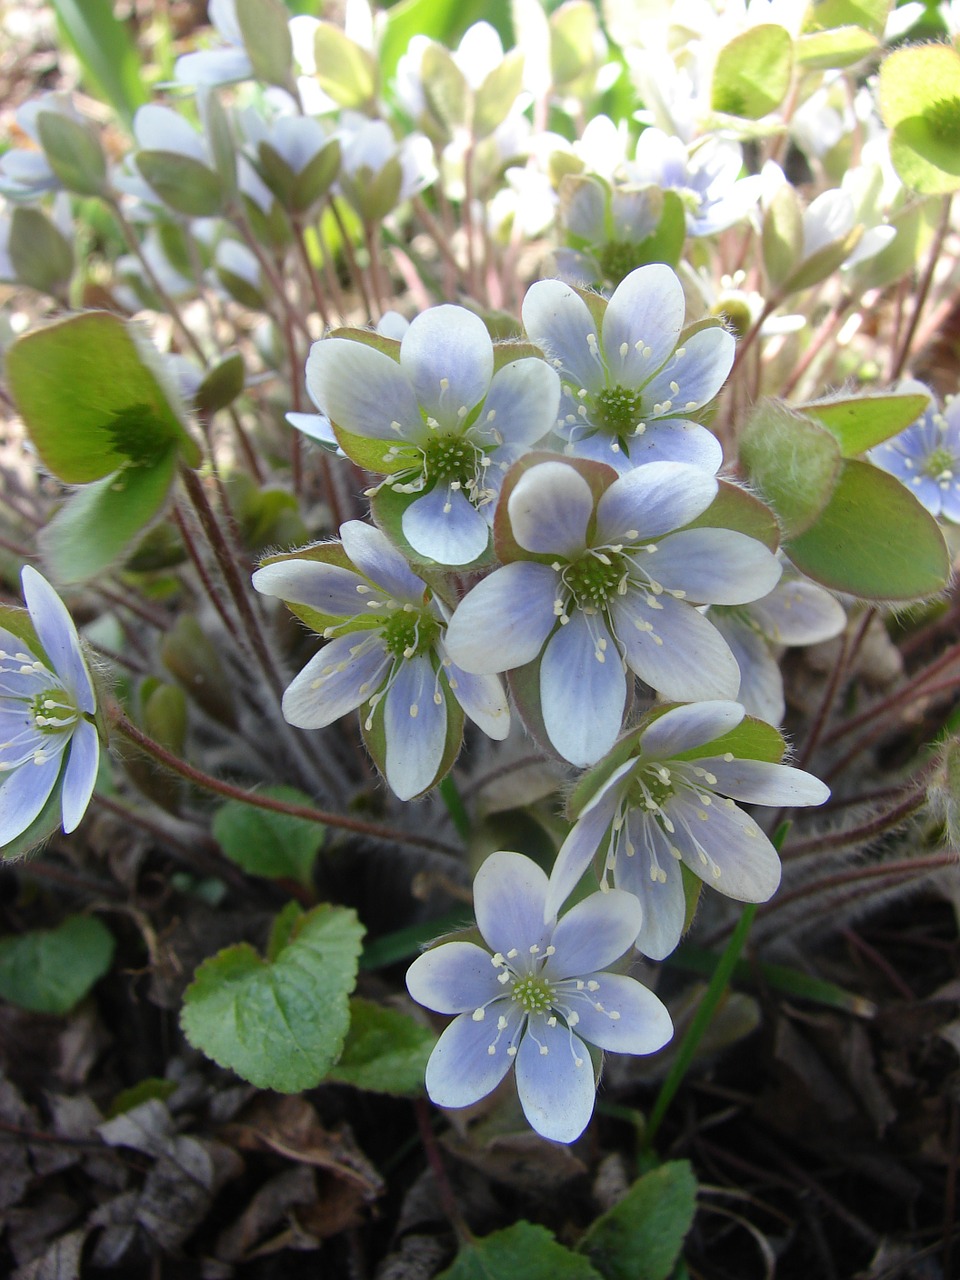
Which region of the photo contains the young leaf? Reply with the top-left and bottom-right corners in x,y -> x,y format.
7,206 -> 74,296
0,916 -> 115,1015
739,400 -> 842,538
36,112 -> 107,197
762,184 -> 804,288
180,903 -> 364,1091
786,459 -> 951,599
711,25 -> 793,120
794,26 -> 878,70
880,45 -> 960,194
800,390 -> 931,455
136,151 -> 225,217
212,785 -> 325,886
437,1222 -> 603,1280
578,1161 -> 698,1280
313,23 -> 378,110
326,996 -> 436,1095
236,0 -> 294,91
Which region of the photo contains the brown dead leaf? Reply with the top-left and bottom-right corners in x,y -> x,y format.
215,1164 -> 318,1262
11,1227 -> 86,1280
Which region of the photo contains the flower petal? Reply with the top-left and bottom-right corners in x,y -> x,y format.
638,700 -> 745,758
639,324 -> 735,416
626,419 -> 723,472
545,889 -> 641,978
515,1015 -> 596,1143
21,568 -> 95,713
402,485 -> 491,566
406,941 -> 502,1014
507,460 -> 593,557
424,1008 -> 519,1108
710,612 -> 785,724
616,815 -> 687,960
694,757 -> 830,807
566,973 -> 673,1054
281,634 -> 389,728
307,338 -> 420,441
383,655 -> 447,799
480,358 -> 561,449
601,264 -> 686,389
400,305 -> 493,426
474,850 -> 553,956
444,562 -> 559,674
750,579 -> 846,645
0,752 -> 62,845
667,794 -> 782,901
540,612 -> 626,767
438,644 -> 511,740
522,279 -> 607,394
650,528 -> 782,605
61,718 -> 99,833
611,593 -> 741,700
339,519 -> 426,603
545,763 -> 631,919
252,559 -> 371,617
595,462 -> 717,544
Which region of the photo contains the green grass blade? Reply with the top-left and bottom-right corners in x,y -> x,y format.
52,0 -> 149,129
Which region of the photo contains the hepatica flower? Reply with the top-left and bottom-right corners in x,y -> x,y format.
444,457 -> 781,766
406,851 -> 673,1143
1,568 -> 99,850
252,520 -> 509,800
869,387 -> 960,523
307,306 -> 561,565
522,264 -> 731,473
546,702 -> 830,960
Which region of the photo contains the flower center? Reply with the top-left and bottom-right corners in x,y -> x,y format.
592,385 -> 646,438
563,552 -> 626,610
597,239 -> 642,286
30,687 -> 79,733
381,608 -> 439,660
924,446 -> 956,481
422,432 -> 482,488
511,974 -> 555,1014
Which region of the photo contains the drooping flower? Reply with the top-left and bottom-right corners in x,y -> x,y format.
869,386 -> 960,523
173,0 -> 254,87
545,701 -> 830,960
406,850 -> 673,1143
1,567 -> 100,851
252,520 -> 509,800
444,456 -> 781,767
306,306 -> 561,565
522,264 -> 731,473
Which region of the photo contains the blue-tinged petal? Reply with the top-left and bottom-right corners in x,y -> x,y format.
666,794 -> 781,902
61,718 -> 99,833
0,752 -> 62,846
693,757 -> 830,807
750,580 -> 846,645
134,105 -> 208,162
173,46 -> 253,86
565,972 -> 673,1054
601,264 -> 685,389
521,280 -> 607,395
540,612 -> 626,767
545,889 -> 641,979
710,613 -> 785,724
545,762 -> 633,919
400,306 -> 493,427
595,462 -> 717,544
638,700 -> 744,759
306,338 -> 421,441
507,461 -> 593,557
515,1015 -> 596,1143
639,325 -> 735,416
285,412 -> 341,451
479,358 -> 561,449
402,485 -> 491,566
443,562 -> 559,674
339,520 -> 426,604
424,1008 -> 519,1108
626,419 -> 723,472
252,559 -> 371,617
650,529 -> 782,605
406,941 -> 502,1014
281,634 -> 389,728
474,851 -> 552,956
21,568 -> 95,714
438,645 -> 511,740
616,814 -> 687,961
611,593 -> 740,701
383,655 -> 447,800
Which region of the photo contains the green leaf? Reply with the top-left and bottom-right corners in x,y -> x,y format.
379,0 -> 512,82
794,26 -> 878,70
578,1162 -> 698,1280
198,89 -> 238,202
212,785 -> 325,886
6,206 -> 73,295
36,112 -> 107,197
551,1 -> 602,87
0,916 -> 115,1015
673,714 -> 786,765
762,184 -> 804,288
160,614 -> 238,727
236,0 -> 294,90
740,400 -> 842,538
136,151 -> 225,217
787,458 -> 951,599
682,480 -> 781,552
711,25 -> 793,120
326,996 -> 435,1095
291,137 -> 340,213
50,0 -> 148,128
802,0 -> 890,38
782,223 -> 862,293
437,1222 -> 603,1280
195,352 -> 246,416
880,44 -> 960,194
847,195 -> 940,291
474,50 -> 525,139
800,390 -> 930,455
180,902 -> 364,1091
313,22 -> 378,110
421,43 -> 470,137
6,312 -> 198,481
39,448 -> 179,585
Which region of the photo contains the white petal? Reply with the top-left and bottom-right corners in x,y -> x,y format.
625,419 -> 723,472
540,612 -> 626,767
61,719 -> 99,833
639,324 -> 735,415
638,701 -> 745,758
545,766 -> 629,920
507,461 -> 593,557
134,105 -> 208,161
595,462 -> 717,544
402,485 -> 491,566
443,562 -> 559,673
546,889 -> 641,978
307,338 -> 420,440
521,279 -> 607,394
474,851 -> 553,956
711,613 -> 785,724
481,358 -> 561,449
750,579 -> 846,645
0,753 -> 62,845
425,1008 -> 518,1108
281,634 -> 389,728
515,1015 -> 596,1143
21,568 -> 95,713
601,264 -> 685,389
339,519 -> 426,603
252,560 -> 370,616
383,655 -> 447,799
400,305 -> 493,426
611,593 -> 741,701
650,529 -> 782,605
438,644 -> 511,740
667,794 -> 782,902
565,973 -> 673,1054
616,816 -> 687,961
694,757 -> 830,807
406,941 -> 502,1014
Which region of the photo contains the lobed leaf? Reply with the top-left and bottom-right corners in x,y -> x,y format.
0,916 -> 115,1015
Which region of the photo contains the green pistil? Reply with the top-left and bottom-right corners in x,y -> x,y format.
382,608 -> 439,660
30,688 -> 78,733
422,432 -> 479,487
632,764 -> 674,810
593,385 -> 645,438
924,446 -> 955,480
564,553 -> 625,609
597,239 -> 641,286
512,974 -> 555,1014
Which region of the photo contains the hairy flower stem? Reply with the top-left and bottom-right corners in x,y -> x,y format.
888,194 -> 953,382
413,1099 -> 474,1244
107,705 -> 462,858
823,640 -> 960,749
412,193 -> 463,292
330,199 -> 373,318
758,852 -> 959,921
780,292 -> 853,398
290,216 -> 331,327
230,208 -> 312,340
782,784 -> 928,858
